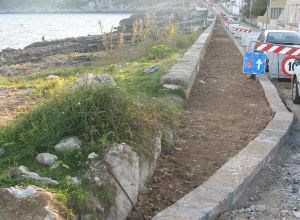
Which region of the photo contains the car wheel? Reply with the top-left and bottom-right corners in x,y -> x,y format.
292,77 -> 300,104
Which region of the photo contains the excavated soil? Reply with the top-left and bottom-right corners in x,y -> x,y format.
129,18 -> 274,219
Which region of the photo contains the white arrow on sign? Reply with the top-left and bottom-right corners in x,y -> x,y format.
256,59 -> 263,70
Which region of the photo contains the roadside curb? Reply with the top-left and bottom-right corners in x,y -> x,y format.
160,18 -> 216,99
153,18 -> 295,220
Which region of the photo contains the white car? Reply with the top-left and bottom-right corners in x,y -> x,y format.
256,30 -> 300,46
292,59 -> 300,104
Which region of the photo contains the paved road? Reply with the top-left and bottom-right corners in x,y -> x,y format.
219,103 -> 300,220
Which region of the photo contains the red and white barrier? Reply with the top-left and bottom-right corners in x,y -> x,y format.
233,28 -> 253,33
256,43 -> 300,56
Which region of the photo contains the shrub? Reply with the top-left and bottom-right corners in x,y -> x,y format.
146,45 -> 175,60
0,85 -> 158,166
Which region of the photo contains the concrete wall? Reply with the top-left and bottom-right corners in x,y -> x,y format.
160,18 -> 216,100
153,16 -> 294,220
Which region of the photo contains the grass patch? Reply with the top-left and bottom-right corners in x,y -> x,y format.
0,27 -> 203,216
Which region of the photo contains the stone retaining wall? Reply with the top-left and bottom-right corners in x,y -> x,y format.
153,18 -> 295,220
161,18 -> 216,99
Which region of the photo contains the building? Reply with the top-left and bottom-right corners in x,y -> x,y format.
256,0 -> 300,31
257,0 -> 287,29
277,0 -> 300,30
221,0 -> 244,16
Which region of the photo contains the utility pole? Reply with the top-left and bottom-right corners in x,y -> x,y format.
249,0 -> 253,26
266,0 -> 269,29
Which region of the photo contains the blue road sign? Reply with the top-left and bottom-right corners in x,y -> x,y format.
243,52 -> 267,75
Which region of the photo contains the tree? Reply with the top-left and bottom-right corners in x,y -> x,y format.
242,0 -> 268,18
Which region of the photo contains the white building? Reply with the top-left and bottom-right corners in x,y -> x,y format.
222,0 -> 244,16
277,0 -> 300,29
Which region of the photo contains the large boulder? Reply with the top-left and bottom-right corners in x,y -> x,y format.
36,153 -> 58,166
139,132 -> 162,190
54,136 -> 82,152
6,186 -> 36,199
105,143 -> 139,220
0,186 -> 62,220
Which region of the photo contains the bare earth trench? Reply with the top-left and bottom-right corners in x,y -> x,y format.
129,19 -> 273,219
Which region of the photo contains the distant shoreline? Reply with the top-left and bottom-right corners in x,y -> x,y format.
0,11 -> 137,15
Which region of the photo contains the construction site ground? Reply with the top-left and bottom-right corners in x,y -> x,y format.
129,18 -> 273,219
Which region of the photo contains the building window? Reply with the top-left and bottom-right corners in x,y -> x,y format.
271,8 -> 283,19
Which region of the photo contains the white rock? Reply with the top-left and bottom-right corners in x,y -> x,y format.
54,136 -> 82,152
44,205 -> 59,220
71,177 -> 81,186
162,84 -> 181,90
46,75 -> 60,80
95,177 -> 103,187
18,166 -> 59,185
238,208 -> 245,213
294,211 -> 300,218
76,74 -> 116,87
105,143 -> 139,220
37,153 -> 58,166
250,204 -> 266,212
6,186 -> 36,199
281,210 -> 289,217
139,133 -> 162,190
88,152 -> 99,160
0,148 -> 5,157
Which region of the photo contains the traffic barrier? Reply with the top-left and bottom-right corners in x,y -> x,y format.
256,42 -> 300,56
244,33 -> 260,47
229,24 -> 240,33
233,28 -> 253,33
254,43 -> 300,78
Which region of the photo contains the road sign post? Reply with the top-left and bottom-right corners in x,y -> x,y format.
243,52 -> 267,77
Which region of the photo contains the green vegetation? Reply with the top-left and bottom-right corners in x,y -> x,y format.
0,21 -> 203,217
242,0 -> 269,18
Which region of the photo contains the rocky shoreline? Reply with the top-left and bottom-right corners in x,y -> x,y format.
0,7 -> 209,76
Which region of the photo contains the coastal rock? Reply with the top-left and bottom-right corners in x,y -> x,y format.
36,153 -> 58,166
105,143 -> 139,220
76,74 -> 116,87
18,166 -> 59,185
6,186 -> 36,199
54,136 -> 82,152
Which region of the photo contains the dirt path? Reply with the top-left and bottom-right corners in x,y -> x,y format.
129,18 -> 273,219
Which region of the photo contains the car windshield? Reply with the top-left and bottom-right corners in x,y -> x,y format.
266,32 -> 300,45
